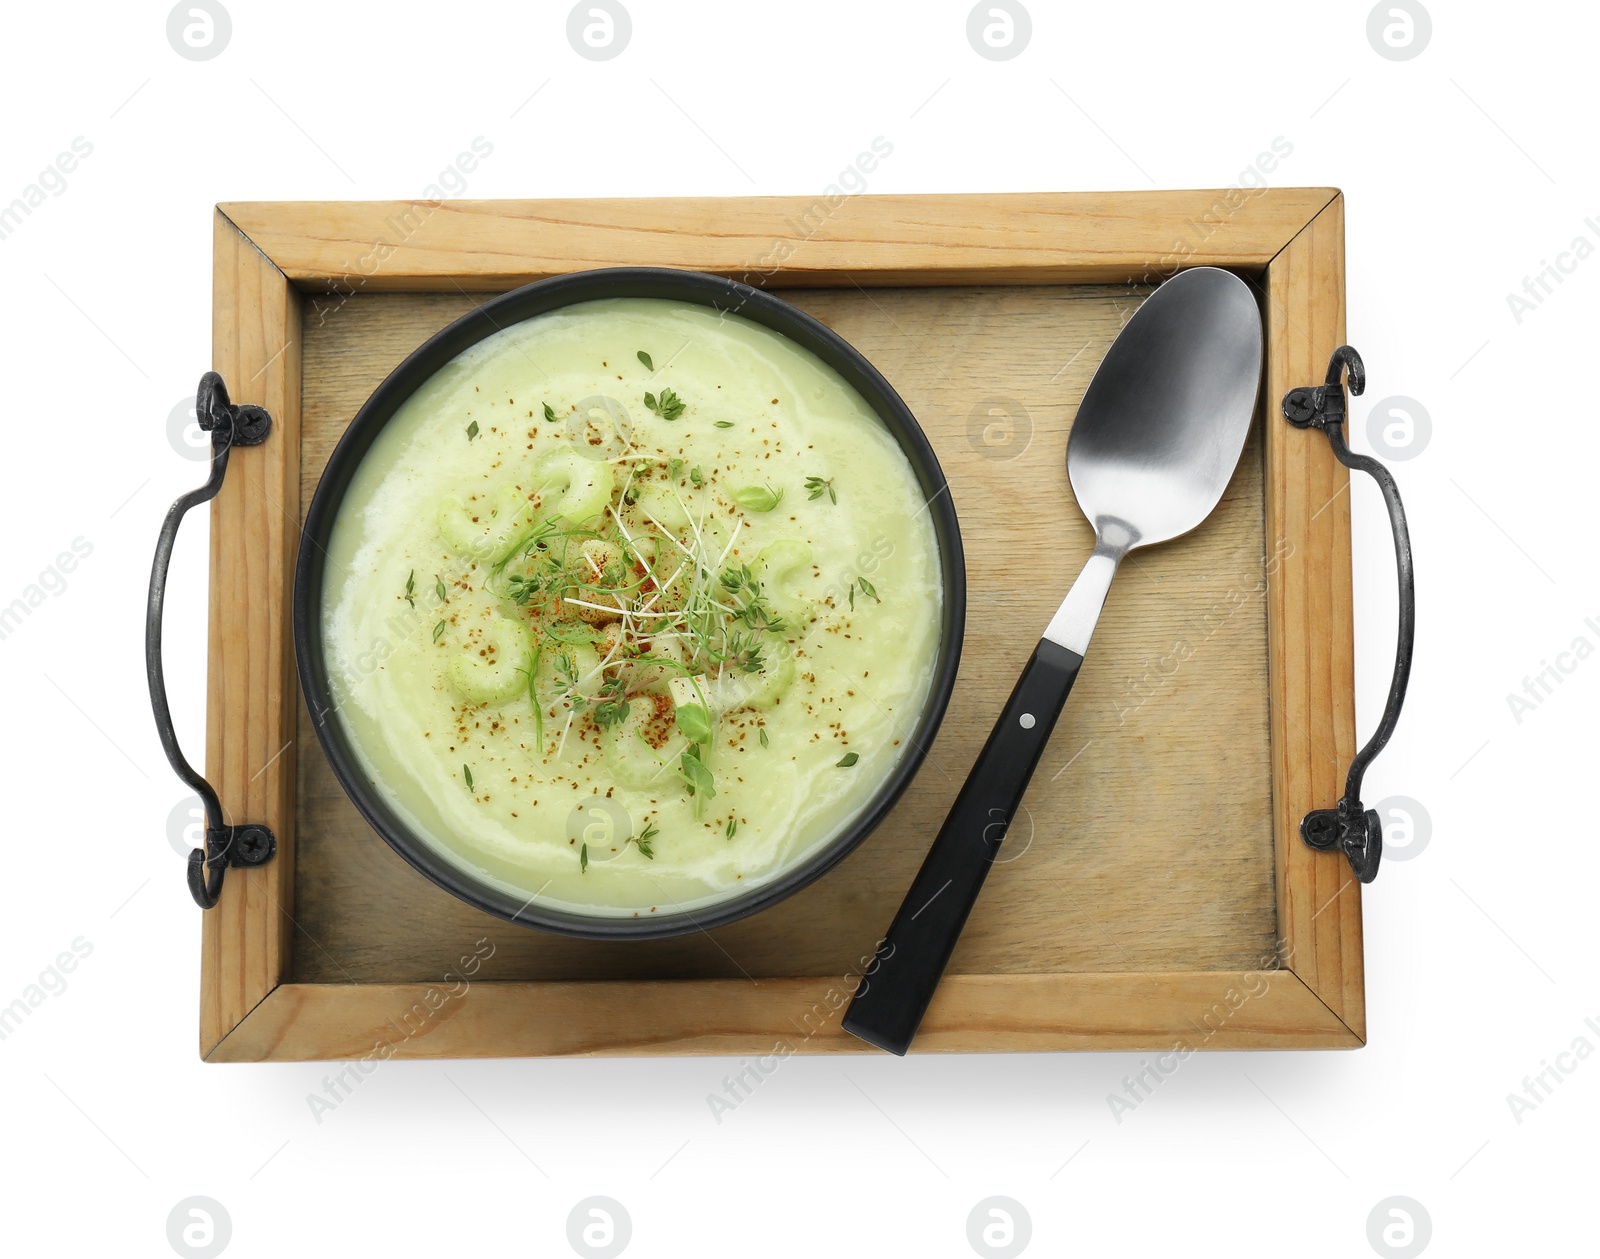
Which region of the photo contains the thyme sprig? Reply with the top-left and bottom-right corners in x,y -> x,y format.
644,387 -> 686,421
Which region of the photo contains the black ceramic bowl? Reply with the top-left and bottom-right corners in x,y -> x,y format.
294,268 -> 965,939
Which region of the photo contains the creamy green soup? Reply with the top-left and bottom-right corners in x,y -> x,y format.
323,297 -> 942,919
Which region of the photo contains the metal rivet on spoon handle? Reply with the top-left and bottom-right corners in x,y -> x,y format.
842,267 -> 1264,1055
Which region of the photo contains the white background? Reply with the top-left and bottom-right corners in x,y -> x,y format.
0,1 -> 1593,1256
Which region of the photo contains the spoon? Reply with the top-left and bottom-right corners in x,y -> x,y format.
842,266 -> 1264,1055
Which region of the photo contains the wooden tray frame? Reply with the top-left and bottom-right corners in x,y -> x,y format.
201,189 -> 1360,1060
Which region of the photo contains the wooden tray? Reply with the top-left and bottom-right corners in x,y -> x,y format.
199,190 -> 1361,1060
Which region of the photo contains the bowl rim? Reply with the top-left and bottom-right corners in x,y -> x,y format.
293,266 -> 967,940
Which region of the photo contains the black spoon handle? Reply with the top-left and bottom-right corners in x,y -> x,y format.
843,638 -> 1083,1055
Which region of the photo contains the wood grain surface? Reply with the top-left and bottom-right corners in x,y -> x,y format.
220,189 -> 1339,291
1264,197 -> 1365,1039
201,212 -> 302,1055
208,970 -> 1358,1063
290,285 -> 1279,987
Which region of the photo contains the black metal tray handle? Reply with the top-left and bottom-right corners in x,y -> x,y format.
1283,346 -> 1415,883
147,373 -> 278,908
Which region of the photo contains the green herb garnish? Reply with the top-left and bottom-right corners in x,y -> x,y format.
635,822 -> 659,859
732,484 -> 783,513
644,387 -> 686,422
724,630 -> 766,673
858,576 -> 879,602
463,763 -> 474,790
433,620 -> 447,643
805,475 -> 837,504
506,571 -> 548,605
719,564 -> 785,634
545,622 -> 601,646
675,702 -> 712,745
405,570 -> 416,608
466,420 -> 480,441
526,646 -> 544,749
434,575 -> 448,604
679,745 -> 716,798
725,817 -> 738,840
637,350 -> 654,371
593,677 -> 631,729
758,727 -> 769,748
837,752 -> 859,768
555,652 -> 586,710
689,465 -> 704,487
542,402 -> 555,422
580,842 -> 589,872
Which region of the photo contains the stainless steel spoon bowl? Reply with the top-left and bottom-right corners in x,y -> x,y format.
844,266 -> 1264,1055
1045,265 -> 1265,653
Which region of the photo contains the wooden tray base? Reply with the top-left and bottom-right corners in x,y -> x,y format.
200,191 -> 1362,1059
